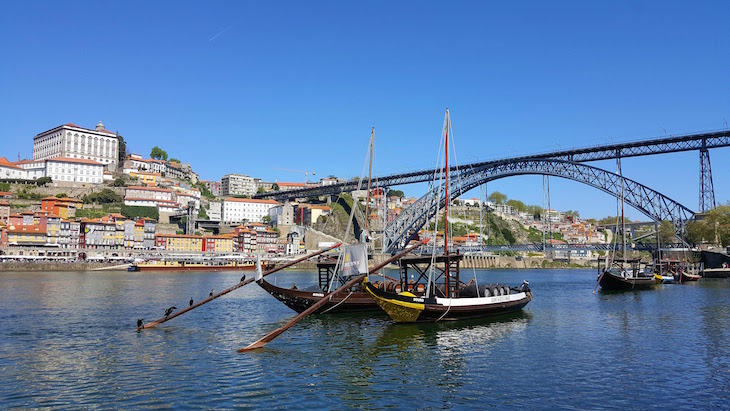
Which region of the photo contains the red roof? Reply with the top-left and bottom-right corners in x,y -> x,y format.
46,156 -> 103,166
0,157 -> 22,170
224,197 -> 280,205
0,200 -> 9,206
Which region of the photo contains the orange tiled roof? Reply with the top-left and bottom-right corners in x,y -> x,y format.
225,197 -> 280,205
0,157 -> 22,170
47,156 -> 103,166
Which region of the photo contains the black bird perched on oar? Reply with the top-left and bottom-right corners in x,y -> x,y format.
209,288 -> 214,297
164,306 -> 177,317
189,297 -> 194,307
240,274 -> 246,283
137,318 -> 144,329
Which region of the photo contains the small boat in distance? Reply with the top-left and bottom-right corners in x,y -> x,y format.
654,272 -> 674,284
597,257 -> 655,291
130,257 -> 270,272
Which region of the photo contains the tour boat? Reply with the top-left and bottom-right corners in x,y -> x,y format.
131,258 -> 268,272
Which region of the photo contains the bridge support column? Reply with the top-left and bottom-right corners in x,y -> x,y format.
699,145 -> 716,213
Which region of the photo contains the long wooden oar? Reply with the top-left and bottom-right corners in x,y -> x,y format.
239,239 -> 429,352
138,243 -> 342,330
593,271 -> 605,294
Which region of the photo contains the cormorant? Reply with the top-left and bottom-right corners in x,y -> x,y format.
240,274 -> 246,282
137,318 -> 144,329
189,298 -> 194,307
164,306 -> 177,317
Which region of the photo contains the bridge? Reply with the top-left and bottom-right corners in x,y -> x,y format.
254,128 -> 730,253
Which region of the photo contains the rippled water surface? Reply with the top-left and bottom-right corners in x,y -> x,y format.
1,268 -> 728,409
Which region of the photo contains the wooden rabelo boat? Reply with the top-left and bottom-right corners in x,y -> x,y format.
596,257 -> 655,291
256,256 -> 386,314
364,110 -> 531,322
363,252 -> 532,322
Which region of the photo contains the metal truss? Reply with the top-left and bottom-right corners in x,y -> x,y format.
699,148 -> 716,213
422,243 -> 688,253
383,159 -> 695,253
256,130 -> 730,201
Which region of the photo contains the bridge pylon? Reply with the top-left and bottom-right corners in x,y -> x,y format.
699,143 -> 716,213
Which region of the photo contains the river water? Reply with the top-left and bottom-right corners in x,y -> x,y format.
0,268 -> 728,410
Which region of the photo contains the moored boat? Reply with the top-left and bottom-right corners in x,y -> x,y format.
363,253 -> 532,322
597,258 -> 655,291
256,251 -> 390,314
133,258 -> 269,272
674,270 -> 701,282
653,273 -> 674,284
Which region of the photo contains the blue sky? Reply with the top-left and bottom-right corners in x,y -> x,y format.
1,1 -> 729,220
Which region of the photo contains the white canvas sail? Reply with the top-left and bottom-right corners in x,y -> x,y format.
340,244 -> 368,277
255,254 -> 263,281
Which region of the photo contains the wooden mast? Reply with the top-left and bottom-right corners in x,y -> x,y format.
364,127 -> 374,236
444,109 -> 450,298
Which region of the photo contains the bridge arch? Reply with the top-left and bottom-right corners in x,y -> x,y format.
383,159 -> 695,253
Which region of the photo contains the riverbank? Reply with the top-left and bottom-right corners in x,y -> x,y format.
0,262 -> 125,271
0,256 -> 596,272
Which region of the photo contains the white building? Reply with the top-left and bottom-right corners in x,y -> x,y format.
221,173 -> 256,196
208,201 -> 222,221
45,157 -> 104,184
0,157 -> 27,180
14,159 -> 45,179
33,122 -> 119,171
222,198 -> 280,224
125,186 -> 176,203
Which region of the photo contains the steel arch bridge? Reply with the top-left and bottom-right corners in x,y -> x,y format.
383,159 -> 695,253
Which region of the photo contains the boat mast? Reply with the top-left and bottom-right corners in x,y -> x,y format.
444,109 -> 450,256
365,127 -> 374,237
444,109 -> 450,298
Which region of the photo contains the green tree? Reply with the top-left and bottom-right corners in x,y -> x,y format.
262,215 -> 272,224
169,158 -> 180,163
83,188 -> 121,204
150,146 -> 168,161
272,183 -> 280,191
35,177 -> 52,186
257,186 -> 266,194
198,207 -> 208,219
55,193 -> 67,198
488,191 -> 507,205
658,220 -> 678,244
112,177 -> 126,187
0,182 -> 11,191
506,199 -> 527,212
389,189 -> 405,198
121,204 -> 159,220
686,205 -> 730,246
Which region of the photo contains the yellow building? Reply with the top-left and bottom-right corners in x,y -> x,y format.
155,234 -> 203,252
7,225 -> 47,246
129,170 -> 161,187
